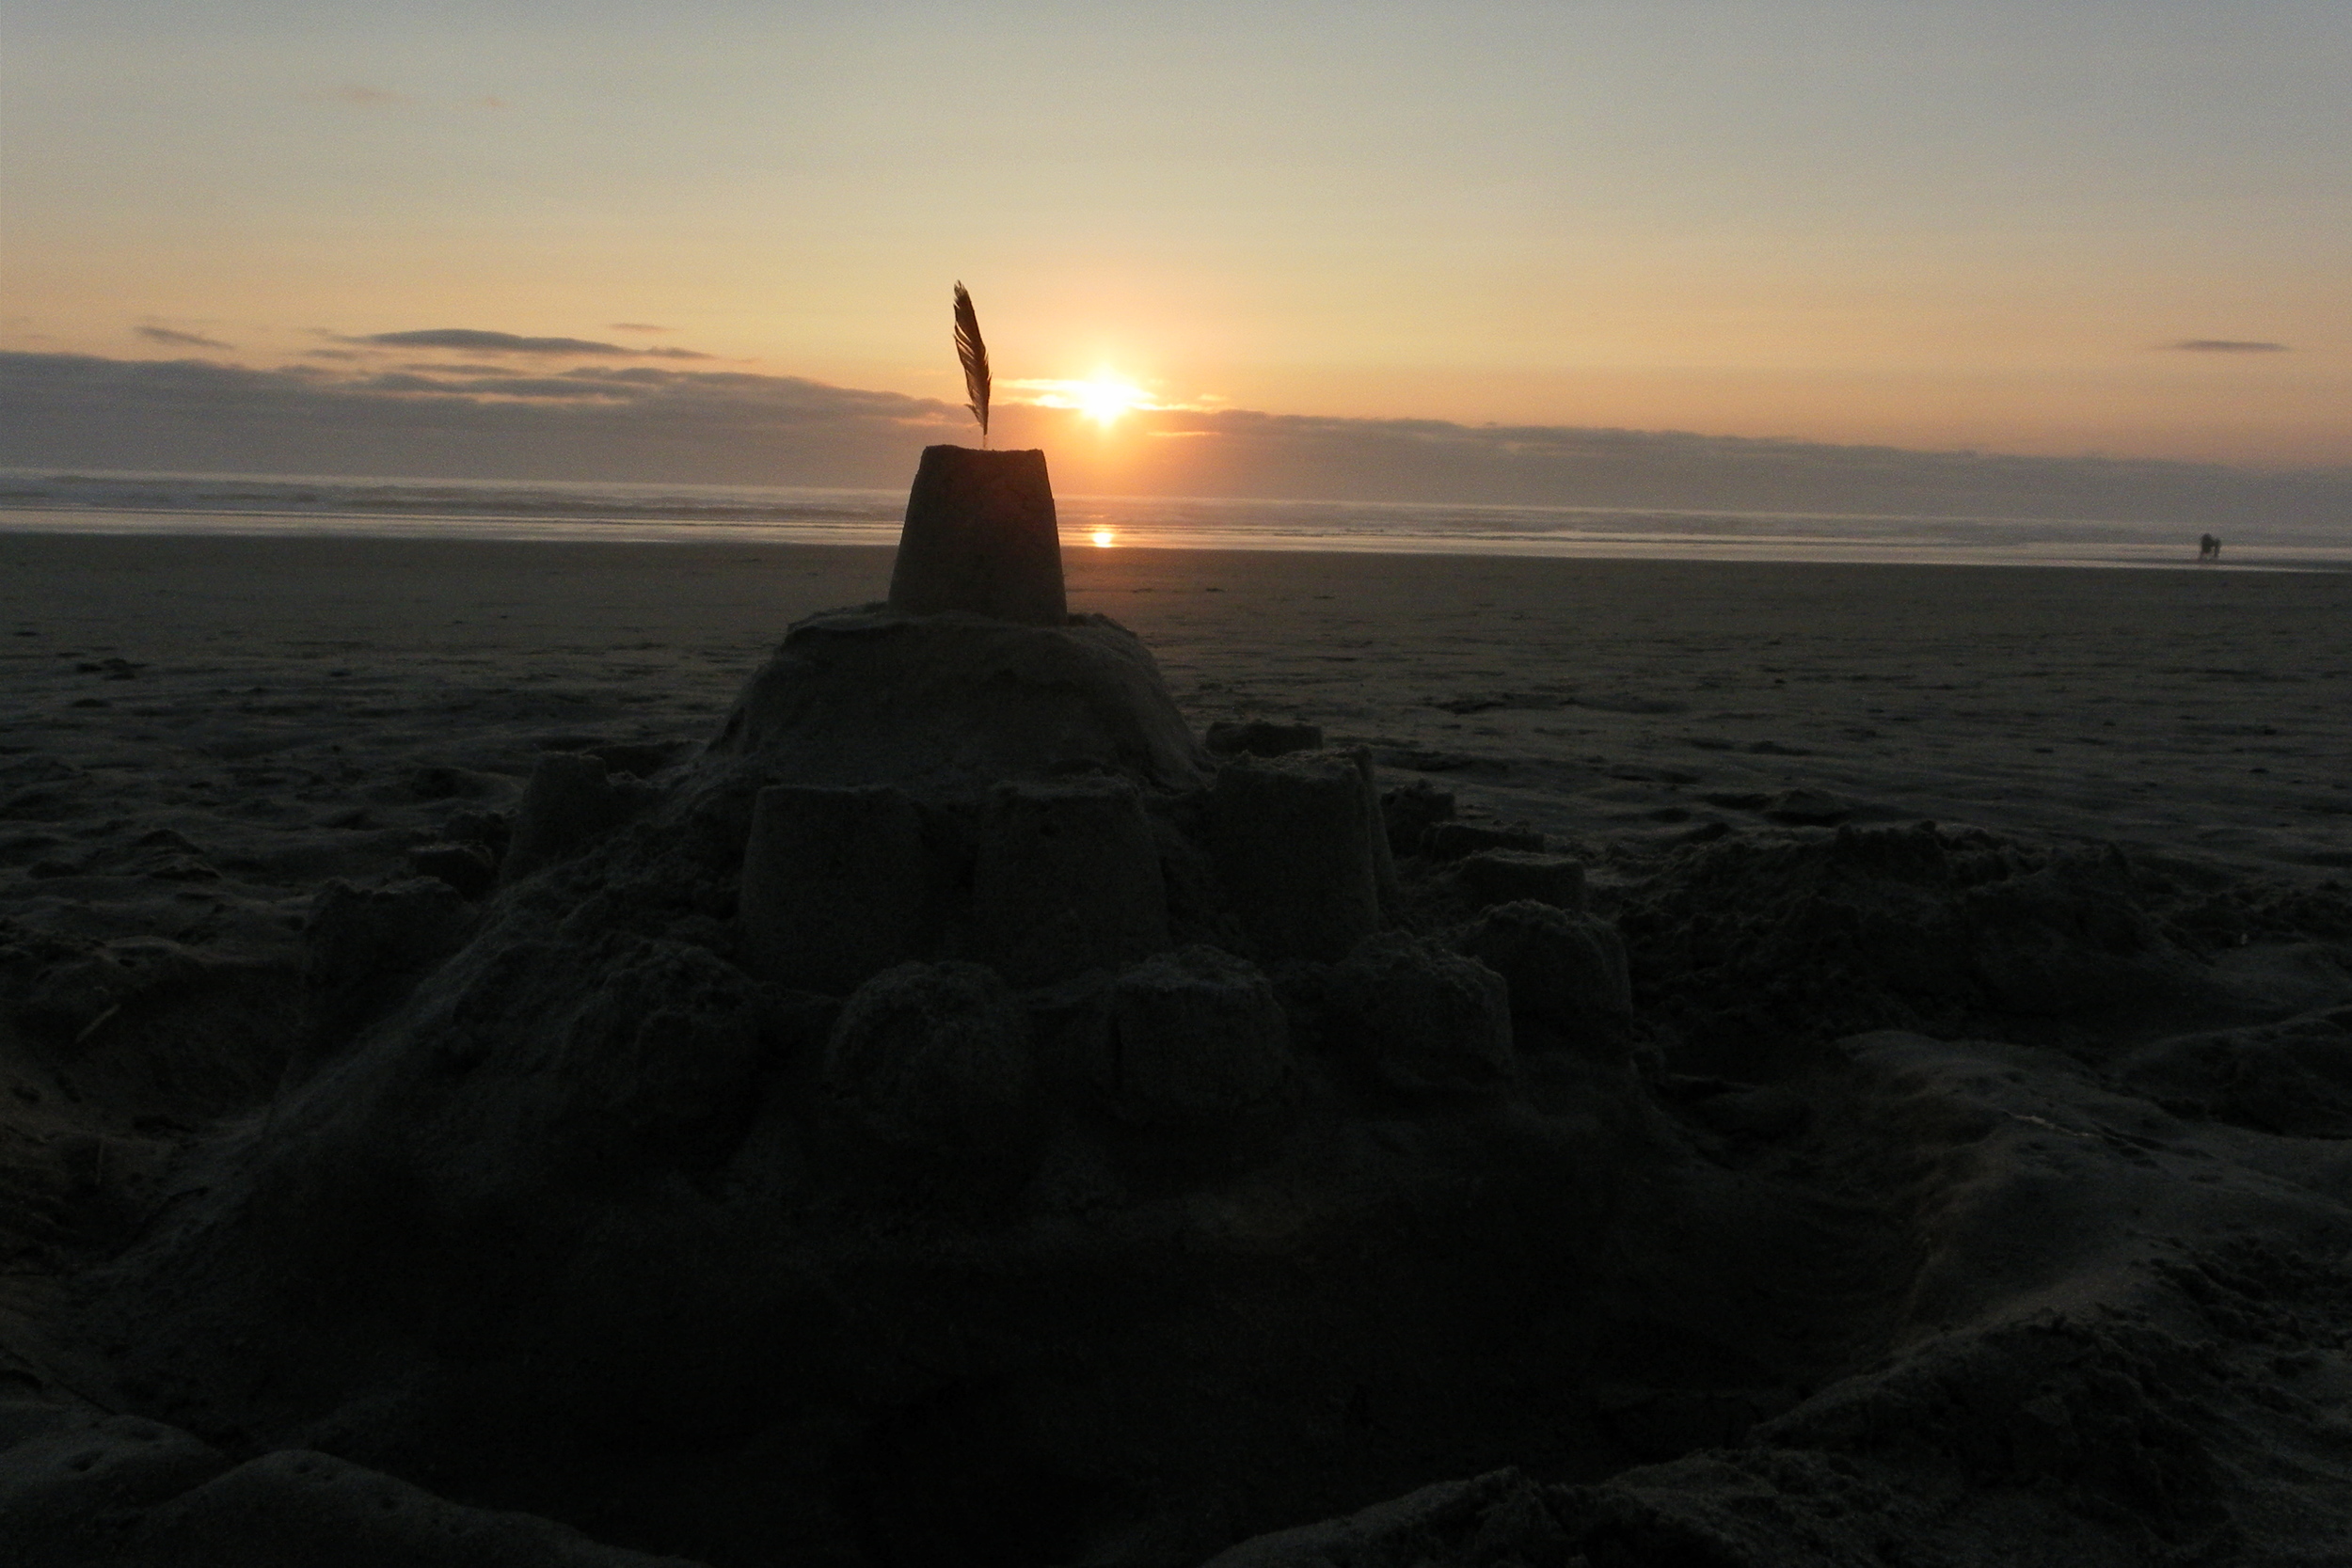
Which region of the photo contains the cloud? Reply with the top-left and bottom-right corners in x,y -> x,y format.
343,328 -> 710,358
608,323 -> 673,333
328,85 -> 408,106
0,353 -> 961,488
135,325 -> 234,350
2,350 -> 2345,530
396,361 -> 532,376
2170,340 -> 2290,353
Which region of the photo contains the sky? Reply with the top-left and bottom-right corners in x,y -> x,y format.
3,0 -> 2348,501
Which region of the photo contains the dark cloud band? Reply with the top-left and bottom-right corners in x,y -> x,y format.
135,326 -> 235,350
2,351 -> 2344,529
342,328 -> 711,359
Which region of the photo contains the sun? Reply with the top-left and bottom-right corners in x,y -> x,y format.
1008,371 -> 1162,425
1073,374 -> 1150,425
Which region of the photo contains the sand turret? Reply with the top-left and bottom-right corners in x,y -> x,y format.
885,444 -> 1066,625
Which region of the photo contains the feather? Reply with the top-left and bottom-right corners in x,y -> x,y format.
952,281 -> 991,447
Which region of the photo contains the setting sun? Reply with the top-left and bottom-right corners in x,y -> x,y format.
1073,375 -> 1150,425
1090,529 -> 1115,547
1012,373 -> 1158,426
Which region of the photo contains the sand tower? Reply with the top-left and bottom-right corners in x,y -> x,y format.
886,444 -> 1066,624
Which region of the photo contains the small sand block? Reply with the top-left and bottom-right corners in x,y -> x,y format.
824,961 -> 1037,1160
541,944 -> 765,1173
1454,850 -> 1585,911
1327,932 -> 1514,1095
501,752 -> 659,882
1205,721 -> 1324,757
1456,900 -> 1631,1061
1101,946 -> 1295,1124
1351,748 -> 1402,915
739,784 -> 930,996
975,777 -> 1169,985
1211,752 -> 1385,961
1378,780 -> 1455,856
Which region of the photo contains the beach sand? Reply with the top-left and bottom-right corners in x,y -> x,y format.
4,533 -> 2345,894
4,531 -> 2351,1565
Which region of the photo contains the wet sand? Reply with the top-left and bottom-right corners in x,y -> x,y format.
4,532 -> 2345,897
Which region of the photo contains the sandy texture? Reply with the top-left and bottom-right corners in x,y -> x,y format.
3,531 -> 2351,1567
4,534 -> 2347,867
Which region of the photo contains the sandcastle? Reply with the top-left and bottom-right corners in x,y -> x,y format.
675,442 -> 1628,1114
64,444 -> 1659,1567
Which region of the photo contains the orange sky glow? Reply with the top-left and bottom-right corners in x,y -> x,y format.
3,1 -> 2346,483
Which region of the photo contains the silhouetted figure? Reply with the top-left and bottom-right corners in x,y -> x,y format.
2197,533 -> 2221,562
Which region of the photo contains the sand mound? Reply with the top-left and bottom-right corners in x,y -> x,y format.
1206,1022 -> 2352,1566
707,606 -> 1212,796
43,607 -> 1903,1564
1614,821 -> 2352,1072
8,594 -> 2351,1568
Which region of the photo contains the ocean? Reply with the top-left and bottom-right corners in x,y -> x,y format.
1,467 -> 2342,571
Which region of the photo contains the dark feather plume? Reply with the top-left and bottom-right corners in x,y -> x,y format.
952,281 -> 991,447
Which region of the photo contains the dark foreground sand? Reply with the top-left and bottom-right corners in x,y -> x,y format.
3,531 -> 2350,1566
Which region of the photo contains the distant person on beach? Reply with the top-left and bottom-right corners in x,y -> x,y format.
2198,533 -> 2221,562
